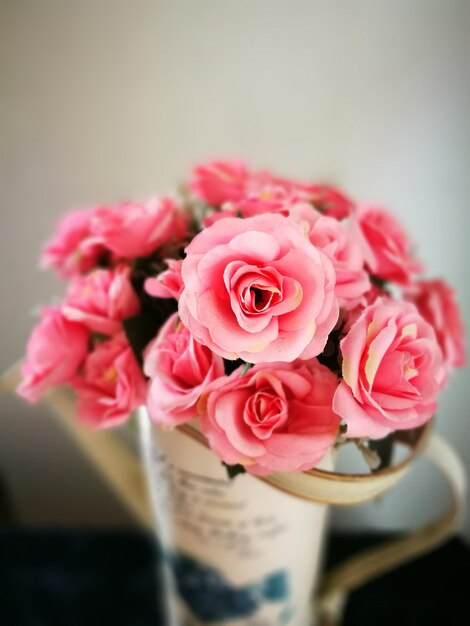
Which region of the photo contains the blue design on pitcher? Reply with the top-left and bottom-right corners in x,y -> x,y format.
168,551 -> 289,622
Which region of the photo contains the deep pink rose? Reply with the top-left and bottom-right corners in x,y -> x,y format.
405,279 -> 466,373
144,259 -> 184,300
144,313 -> 224,426
41,210 -> 105,278
199,360 -> 341,475
63,265 -> 140,335
352,204 -> 423,284
17,307 -> 89,402
179,214 -> 339,363
333,297 -> 443,439
91,196 -> 188,259
309,184 -> 355,220
289,204 -> 370,310
73,333 -> 147,427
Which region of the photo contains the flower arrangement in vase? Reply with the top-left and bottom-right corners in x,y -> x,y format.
17,160 -> 466,626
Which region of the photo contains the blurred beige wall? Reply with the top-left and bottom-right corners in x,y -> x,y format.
1,0 -> 469,532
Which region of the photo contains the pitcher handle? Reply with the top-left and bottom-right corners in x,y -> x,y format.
315,432 -> 467,626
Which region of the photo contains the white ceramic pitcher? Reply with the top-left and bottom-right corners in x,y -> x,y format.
137,407 -> 465,626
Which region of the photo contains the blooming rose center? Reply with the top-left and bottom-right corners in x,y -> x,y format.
244,388 -> 288,439
402,352 -> 418,381
235,271 -> 283,316
250,285 -> 281,312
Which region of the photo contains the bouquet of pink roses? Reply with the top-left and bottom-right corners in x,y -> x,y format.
18,160 -> 466,477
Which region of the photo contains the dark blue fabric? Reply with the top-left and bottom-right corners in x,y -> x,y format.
0,529 -> 468,625
0,528 -> 164,626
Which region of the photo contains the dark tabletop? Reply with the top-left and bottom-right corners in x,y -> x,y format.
0,528 -> 468,626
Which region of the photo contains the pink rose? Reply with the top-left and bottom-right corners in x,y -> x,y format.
63,265 -> 140,335
309,184 -> 355,220
289,204 -> 370,310
17,307 -> 89,402
202,185 -> 300,227
236,186 -> 300,216
41,210 -> 105,278
192,160 -> 355,223
179,214 -> 339,363
333,297 -> 443,439
204,184 -> 355,228
252,175 -> 355,220
191,159 -> 307,209
190,160 -> 251,206
144,259 -> 184,300
341,283 -> 389,334
90,196 -> 188,259
144,313 -> 224,426
199,360 -> 341,475
202,188 -> 291,227
73,333 -> 147,427
405,279 -> 466,373
352,204 -> 423,284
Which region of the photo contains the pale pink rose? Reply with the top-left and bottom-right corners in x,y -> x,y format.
144,313 -> 224,426
63,265 -> 140,335
144,259 -> 184,300
333,297 -> 443,439
17,307 -> 89,402
90,196 -> 188,259
199,360 -> 341,475
289,204 -> 370,310
73,333 -> 147,427
179,214 -> 339,363
41,210 -> 105,278
405,279 -> 466,373
352,204 -> 423,284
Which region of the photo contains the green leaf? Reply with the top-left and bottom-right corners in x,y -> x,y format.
240,362 -> 252,376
